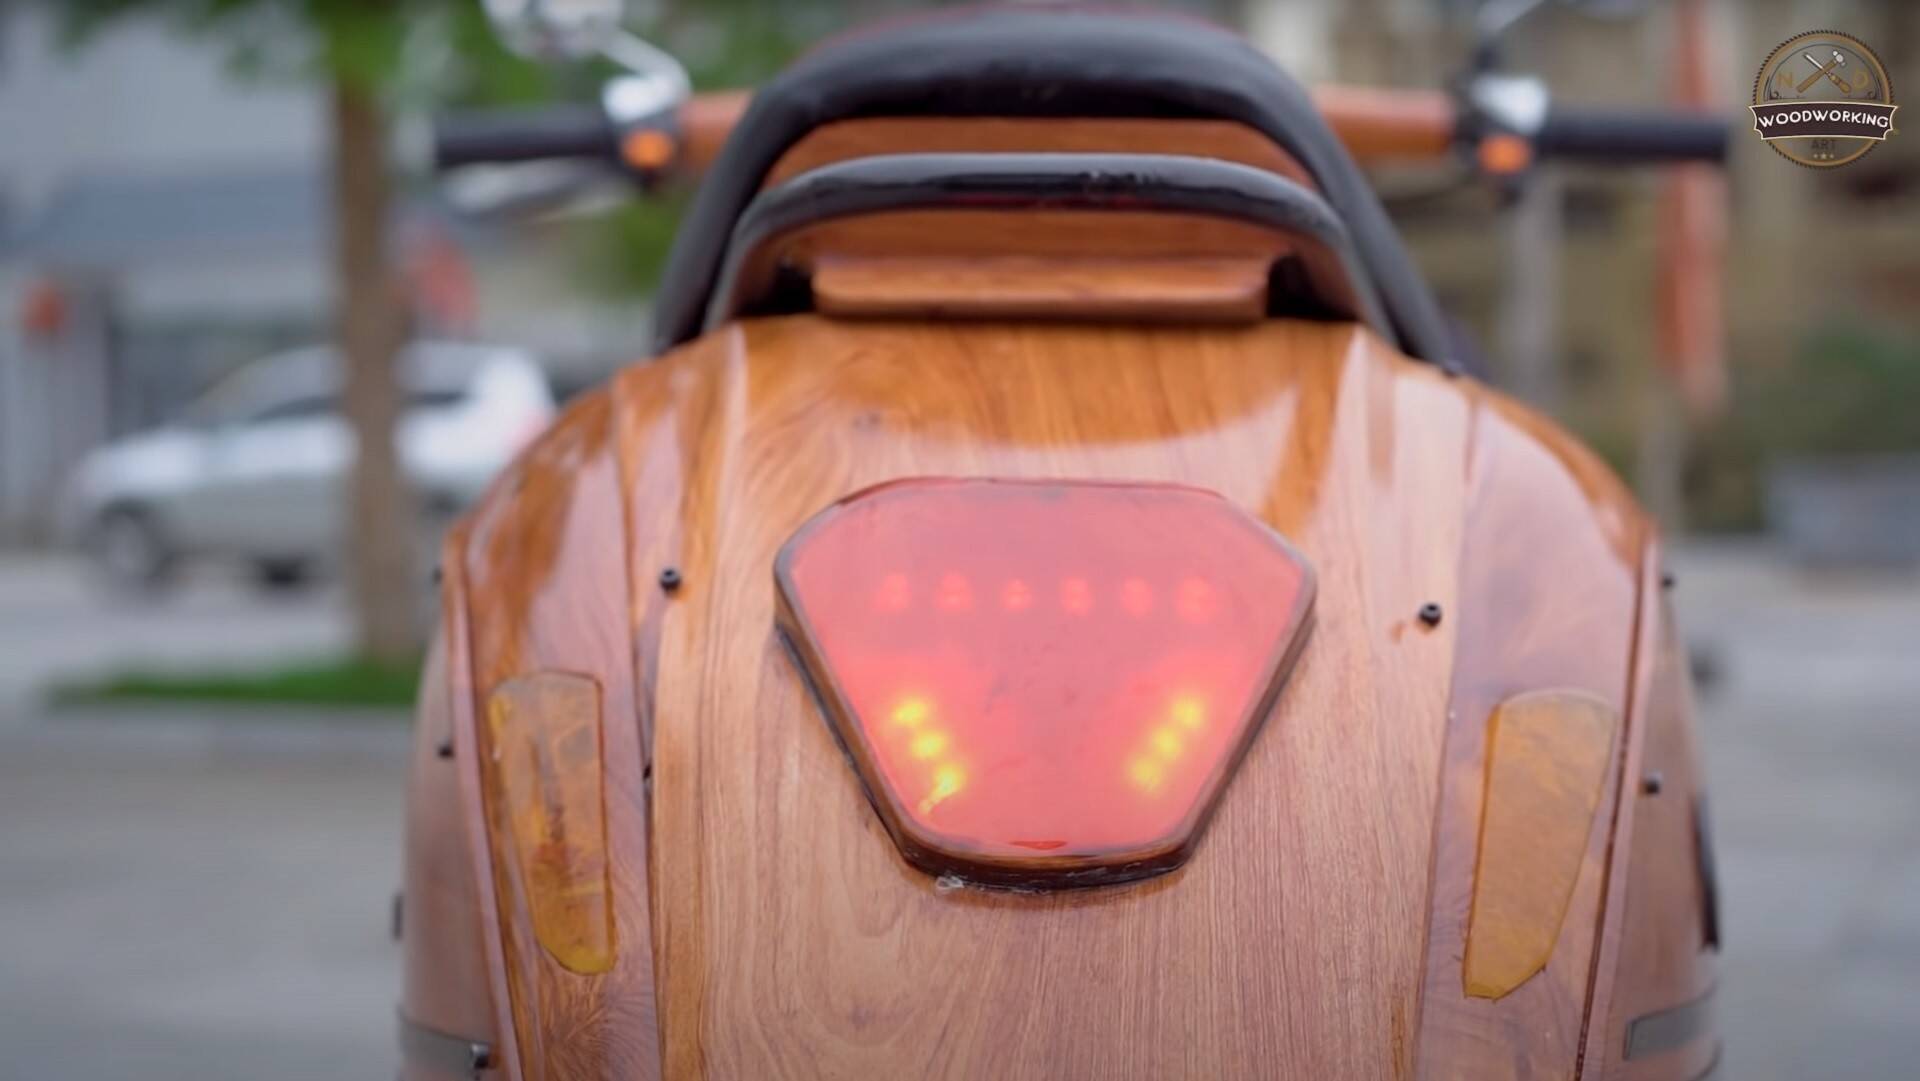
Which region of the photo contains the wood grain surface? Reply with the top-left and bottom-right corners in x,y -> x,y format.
1413,396 -> 1648,1081
810,255 -> 1273,323
721,210 -> 1362,336
400,638 -> 503,1078
1587,570 -> 1721,1080
633,317 -> 1470,1079
430,312 -> 1692,1078
449,394 -> 662,1080
675,85 -> 1458,181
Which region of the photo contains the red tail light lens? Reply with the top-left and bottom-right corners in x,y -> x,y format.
775,478 -> 1315,887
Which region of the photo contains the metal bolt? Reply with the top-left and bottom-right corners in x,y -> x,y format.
1661,570 -> 1676,590
1417,602 -> 1443,628
659,566 -> 683,593
1642,771 -> 1665,795
435,737 -> 453,759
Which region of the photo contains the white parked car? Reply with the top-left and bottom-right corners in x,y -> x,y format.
63,342 -> 556,590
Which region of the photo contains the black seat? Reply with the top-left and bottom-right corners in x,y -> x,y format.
652,7 -> 1456,371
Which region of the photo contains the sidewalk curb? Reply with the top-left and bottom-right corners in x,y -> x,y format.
5,701 -> 413,760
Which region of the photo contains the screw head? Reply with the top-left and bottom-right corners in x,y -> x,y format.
1661,570 -> 1677,590
659,566 -> 683,592
1642,771 -> 1665,795
1417,602 -> 1443,628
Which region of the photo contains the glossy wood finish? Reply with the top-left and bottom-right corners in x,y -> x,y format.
629,317 -> 1470,1079
400,638 -> 502,1079
428,313 -> 1700,1079
677,89 -> 751,176
1464,691 -> 1619,1000
1587,568 -> 1720,1080
1414,396 -> 1648,1081
674,85 -> 1457,180
1311,85 -> 1456,161
447,393 -> 660,1080
811,256 -> 1272,323
724,210 -> 1360,335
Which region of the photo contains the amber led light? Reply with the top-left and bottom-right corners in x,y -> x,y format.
775,478 -> 1316,887
486,671 -> 615,974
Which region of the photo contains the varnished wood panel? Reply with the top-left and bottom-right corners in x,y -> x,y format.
675,85 -> 1455,182
727,210 -> 1360,334
433,309 -> 1676,1078
1414,395 -> 1648,1080
401,638 -> 502,1073
810,255 -> 1271,323
451,394 -> 661,1080
634,317 -> 1472,1079
1587,564 -> 1719,1080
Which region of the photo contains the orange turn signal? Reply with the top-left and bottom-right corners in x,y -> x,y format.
1465,689 -> 1618,998
486,672 -> 615,975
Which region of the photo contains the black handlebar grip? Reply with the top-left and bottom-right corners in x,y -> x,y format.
1533,107 -> 1730,164
432,105 -> 619,169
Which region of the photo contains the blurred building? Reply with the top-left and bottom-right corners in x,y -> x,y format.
3,0 -> 1915,543
0,5 -> 644,544
0,4 -> 327,541
1293,0 -> 1918,534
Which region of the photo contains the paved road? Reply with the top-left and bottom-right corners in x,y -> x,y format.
0,555 -> 349,727
1675,546 -> 1920,1081
0,546 -> 1915,1079
0,715 -> 406,1081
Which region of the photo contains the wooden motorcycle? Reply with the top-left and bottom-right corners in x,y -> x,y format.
400,4 -> 1729,1078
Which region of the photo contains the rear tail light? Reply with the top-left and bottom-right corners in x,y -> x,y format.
775,478 -> 1315,887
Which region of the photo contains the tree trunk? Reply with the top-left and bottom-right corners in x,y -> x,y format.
329,77 -> 418,663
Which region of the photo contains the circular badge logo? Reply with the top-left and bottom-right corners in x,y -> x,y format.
1751,31 -> 1897,167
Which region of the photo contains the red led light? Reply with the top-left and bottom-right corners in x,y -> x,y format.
1001,578 -> 1034,612
935,572 -> 974,612
875,573 -> 911,612
776,478 -> 1316,887
1060,577 -> 1094,616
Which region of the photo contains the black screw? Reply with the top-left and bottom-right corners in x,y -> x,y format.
435,737 -> 454,759
430,561 -> 443,586
1642,771 -> 1664,795
1661,570 -> 1677,590
659,566 -> 683,593
1417,602 -> 1443,628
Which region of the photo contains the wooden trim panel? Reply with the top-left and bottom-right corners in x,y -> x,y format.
430,311 -> 1675,1079
635,317 -> 1472,1079
1413,394 -> 1648,1081
811,255 -> 1273,323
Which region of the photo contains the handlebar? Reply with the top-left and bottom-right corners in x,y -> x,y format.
1534,106 -> 1729,164
432,103 -> 620,170
429,87 -> 1730,176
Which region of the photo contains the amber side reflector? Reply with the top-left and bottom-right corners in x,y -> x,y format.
775,478 -> 1316,887
1464,689 -> 1618,999
486,672 -> 615,975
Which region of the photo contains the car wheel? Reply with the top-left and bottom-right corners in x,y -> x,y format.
89,506 -> 175,593
253,558 -> 312,591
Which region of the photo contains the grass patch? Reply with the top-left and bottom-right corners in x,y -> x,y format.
51,656 -> 421,710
